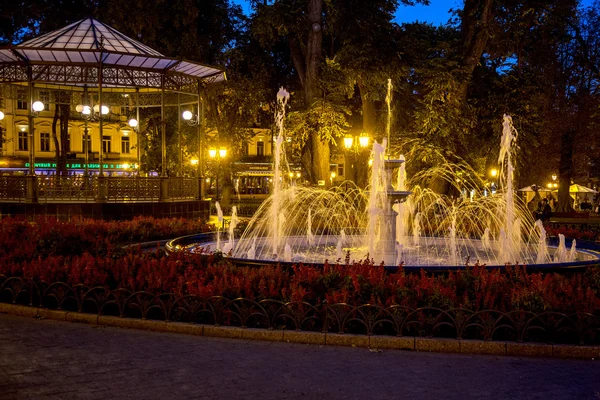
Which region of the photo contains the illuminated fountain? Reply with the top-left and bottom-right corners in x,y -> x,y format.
171,90 -> 600,269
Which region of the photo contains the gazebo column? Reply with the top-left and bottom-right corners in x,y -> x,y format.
26,65 -> 37,203
198,82 -> 205,200
135,88 -> 140,176
159,74 -> 169,201
177,93 -> 182,177
96,61 -> 107,203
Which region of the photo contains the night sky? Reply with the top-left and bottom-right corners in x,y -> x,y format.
231,0 -> 595,26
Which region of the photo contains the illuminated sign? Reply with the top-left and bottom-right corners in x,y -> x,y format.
24,163 -> 130,169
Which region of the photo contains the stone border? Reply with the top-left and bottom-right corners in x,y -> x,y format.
1,303 -> 598,360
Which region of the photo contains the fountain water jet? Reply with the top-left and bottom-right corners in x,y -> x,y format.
176,88 -> 598,269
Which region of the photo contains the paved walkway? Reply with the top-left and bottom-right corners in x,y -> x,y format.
1,314 -> 600,400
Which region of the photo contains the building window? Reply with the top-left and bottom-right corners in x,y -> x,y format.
256,141 -> 264,156
82,133 -> 92,153
102,135 -> 111,153
337,164 -> 344,177
18,131 -> 28,151
40,132 -> 50,152
17,90 -> 27,110
65,133 -> 71,151
243,142 -> 249,156
121,136 -> 130,154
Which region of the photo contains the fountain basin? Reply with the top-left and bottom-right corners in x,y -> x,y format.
165,233 -> 600,272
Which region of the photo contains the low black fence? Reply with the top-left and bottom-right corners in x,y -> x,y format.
1,274 -> 598,346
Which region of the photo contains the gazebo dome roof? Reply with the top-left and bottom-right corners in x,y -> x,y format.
20,18 -> 163,56
0,18 -> 225,91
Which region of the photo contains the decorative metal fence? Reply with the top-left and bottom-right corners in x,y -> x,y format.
37,176 -> 95,202
168,177 -> 199,200
1,275 -> 598,345
0,176 -> 201,203
0,176 -> 26,202
106,177 -> 161,202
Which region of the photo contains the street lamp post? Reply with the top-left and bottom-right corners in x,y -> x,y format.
552,173 -> 558,188
343,133 -> 370,187
76,97 -> 110,176
490,168 -> 498,193
182,101 -> 204,198
208,147 -> 227,201
30,100 -> 45,176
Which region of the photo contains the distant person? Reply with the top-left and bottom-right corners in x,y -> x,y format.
542,200 -> 552,221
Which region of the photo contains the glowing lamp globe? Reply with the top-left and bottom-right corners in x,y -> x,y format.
343,137 -> 353,149
32,101 -> 45,112
82,106 -> 91,115
219,148 -> 227,158
182,110 -> 193,121
359,136 -> 370,148
128,118 -> 138,128
0,111 -> 4,120
101,105 -> 109,115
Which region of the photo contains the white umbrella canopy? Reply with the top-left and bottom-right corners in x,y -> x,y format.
551,184 -> 597,194
518,185 -> 551,192
568,184 -> 597,193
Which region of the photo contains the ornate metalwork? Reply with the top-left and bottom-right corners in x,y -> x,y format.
0,64 -> 209,95
0,176 -> 205,203
1,274 -> 598,345
37,176 -> 95,202
0,176 -> 27,202
168,177 -> 198,200
106,177 -> 160,201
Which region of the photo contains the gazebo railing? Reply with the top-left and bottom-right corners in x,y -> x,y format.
0,176 -> 202,203
0,176 -> 27,202
38,176 -> 95,203
168,177 -> 199,200
106,177 -> 161,202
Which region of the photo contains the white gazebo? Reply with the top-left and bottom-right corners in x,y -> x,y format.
0,18 -> 225,204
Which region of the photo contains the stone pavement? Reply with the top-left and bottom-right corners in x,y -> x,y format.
1,314 -> 600,400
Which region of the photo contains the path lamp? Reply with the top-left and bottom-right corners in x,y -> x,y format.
343,133 -> 370,187
127,117 -> 141,175
208,147 -> 227,201
182,109 -> 203,172
490,168 -> 498,194
25,99 -> 45,176
76,98 -> 110,176
32,101 -> 45,115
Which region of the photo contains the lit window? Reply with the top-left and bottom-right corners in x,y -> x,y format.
121,136 -> 130,154
103,135 -> 111,153
40,132 -> 50,152
18,131 -> 28,151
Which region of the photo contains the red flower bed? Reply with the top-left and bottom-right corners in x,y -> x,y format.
544,225 -> 599,241
1,218 -> 599,315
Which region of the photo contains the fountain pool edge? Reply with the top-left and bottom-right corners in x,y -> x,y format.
165,233 -> 600,273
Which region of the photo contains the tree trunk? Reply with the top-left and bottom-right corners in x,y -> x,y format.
358,82 -> 376,136
304,0 -> 329,185
555,128 -> 575,213
59,103 -> 69,176
458,0 -> 493,100
51,93 -> 69,176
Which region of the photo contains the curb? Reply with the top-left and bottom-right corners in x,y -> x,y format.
1,303 -> 598,360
